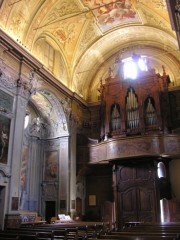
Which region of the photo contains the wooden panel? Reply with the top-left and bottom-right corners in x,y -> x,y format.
121,188 -> 137,222
137,187 -> 156,222
116,163 -> 158,227
87,135 -> 180,163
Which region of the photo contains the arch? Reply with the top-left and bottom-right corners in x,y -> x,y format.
73,26 -> 179,100
29,90 -> 69,139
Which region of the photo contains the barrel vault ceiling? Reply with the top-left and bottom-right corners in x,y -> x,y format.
0,0 -> 180,103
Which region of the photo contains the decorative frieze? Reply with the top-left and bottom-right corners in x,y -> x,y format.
0,65 -> 39,100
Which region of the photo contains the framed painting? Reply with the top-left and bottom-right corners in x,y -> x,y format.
0,114 -> 10,164
44,151 -> 58,181
88,195 -> 96,206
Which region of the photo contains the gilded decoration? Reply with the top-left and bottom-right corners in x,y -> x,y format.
0,0 -> 180,102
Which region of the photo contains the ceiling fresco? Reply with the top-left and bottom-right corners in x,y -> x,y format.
82,0 -> 140,32
0,0 -> 180,103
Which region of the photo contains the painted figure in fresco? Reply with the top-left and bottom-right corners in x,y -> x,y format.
84,0 -> 136,28
0,131 -> 4,160
19,146 -> 29,210
45,151 -> 58,180
0,126 -> 9,163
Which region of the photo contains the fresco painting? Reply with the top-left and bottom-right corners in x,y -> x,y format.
20,146 -> 29,191
31,92 -> 57,123
0,114 -> 10,164
19,146 -> 29,209
83,0 -> 139,31
44,151 -> 58,181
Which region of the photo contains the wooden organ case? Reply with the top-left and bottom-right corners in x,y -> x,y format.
99,65 -> 170,139
98,60 -> 172,227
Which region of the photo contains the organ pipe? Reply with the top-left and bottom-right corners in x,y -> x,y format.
126,88 -> 139,129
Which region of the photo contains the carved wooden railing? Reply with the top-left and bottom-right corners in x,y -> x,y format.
77,134 -> 180,164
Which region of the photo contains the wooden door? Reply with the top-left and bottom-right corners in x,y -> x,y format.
115,162 -> 159,227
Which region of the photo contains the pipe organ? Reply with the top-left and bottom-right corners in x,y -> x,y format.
126,87 -> 139,130
145,97 -> 157,126
99,62 -> 170,139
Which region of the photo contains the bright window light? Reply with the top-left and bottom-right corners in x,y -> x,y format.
123,60 -> 137,80
122,55 -> 147,80
138,57 -> 147,71
157,162 -> 166,178
24,114 -> 30,129
160,199 -> 165,223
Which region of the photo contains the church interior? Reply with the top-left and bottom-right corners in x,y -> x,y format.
0,0 -> 180,233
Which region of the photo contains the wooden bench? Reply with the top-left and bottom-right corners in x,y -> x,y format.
97,222 -> 180,240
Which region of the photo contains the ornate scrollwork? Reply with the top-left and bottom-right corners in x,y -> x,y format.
60,96 -> 72,120
0,168 -> 11,183
0,66 -> 16,90
17,70 -> 39,98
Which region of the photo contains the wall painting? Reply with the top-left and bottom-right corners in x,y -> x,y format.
44,151 -> 58,181
0,114 -> 10,164
19,146 -> 29,209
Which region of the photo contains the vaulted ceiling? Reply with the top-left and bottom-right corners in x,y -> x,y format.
0,0 -> 180,103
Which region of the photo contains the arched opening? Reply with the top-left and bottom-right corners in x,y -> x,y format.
20,90 -> 69,222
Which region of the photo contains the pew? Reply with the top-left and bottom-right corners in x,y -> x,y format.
97,222 -> 180,240
4,221 -> 178,240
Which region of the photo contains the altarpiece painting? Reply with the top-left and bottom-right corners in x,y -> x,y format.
44,151 -> 58,181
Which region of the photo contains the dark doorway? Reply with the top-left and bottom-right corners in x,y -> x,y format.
45,201 -> 56,223
0,186 -> 6,230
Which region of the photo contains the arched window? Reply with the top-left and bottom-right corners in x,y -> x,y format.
44,42 -> 55,72
34,38 -> 55,73
157,162 -> 171,200
24,112 -> 30,129
122,55 -> 148,80
157,162 -> 166,178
